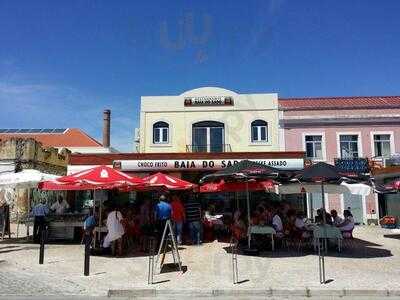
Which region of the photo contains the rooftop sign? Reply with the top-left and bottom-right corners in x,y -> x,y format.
184,96 -> 234,107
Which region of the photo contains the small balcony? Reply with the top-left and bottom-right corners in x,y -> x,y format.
186,144 -> 232,153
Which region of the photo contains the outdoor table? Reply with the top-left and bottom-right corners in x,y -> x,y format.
248,225 -> 276,251
313,224 -> 343,252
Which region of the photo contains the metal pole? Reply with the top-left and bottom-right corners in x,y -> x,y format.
246,180 -> 251,249
321,182 -> 326,225
319,182 -> 326,284
231,237 -> 238,284
39,224 -> 46,264
98,191 -> 102,237
84,232 -> 92,276
26,189 -> 31,238
92,191 -> 96,247
148,237 -> 155,284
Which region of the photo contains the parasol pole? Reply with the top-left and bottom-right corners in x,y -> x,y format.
319,181 -> 326,284
99,190 -> 102,241
26,188 -> 31,239
92,190 -> 97,246
246,179 -> 251,249
321,182 -> 326,225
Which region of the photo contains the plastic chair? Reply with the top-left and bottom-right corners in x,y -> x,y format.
341,228 -> 354,250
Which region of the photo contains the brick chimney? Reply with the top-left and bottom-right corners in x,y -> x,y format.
103,109 -> 111,148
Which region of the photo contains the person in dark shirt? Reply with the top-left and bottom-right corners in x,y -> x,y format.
315,208 -> 333,225
185,196 -> 202,245
154,195 -> 172,243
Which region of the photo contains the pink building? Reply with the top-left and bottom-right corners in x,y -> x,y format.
279,96 -> 400,224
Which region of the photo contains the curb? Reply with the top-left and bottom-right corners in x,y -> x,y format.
108,288 -> 400,298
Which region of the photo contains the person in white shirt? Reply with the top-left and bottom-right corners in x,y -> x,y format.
294,211 -> 311,238
330,209 -> 343,226
337,210 -> 355,232
50,196 -> 70,215
103,205 -> 125,256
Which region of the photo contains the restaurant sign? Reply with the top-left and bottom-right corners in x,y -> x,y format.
114,158 -> 304,172
184,96 -> 234,107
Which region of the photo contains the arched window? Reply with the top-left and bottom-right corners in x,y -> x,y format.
153,121 -> 169,144
251,120 -> 268,142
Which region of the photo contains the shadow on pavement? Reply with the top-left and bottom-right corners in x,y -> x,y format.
384,234 -> 400,240
223,237 -> 392,259
0,246 -> 38,254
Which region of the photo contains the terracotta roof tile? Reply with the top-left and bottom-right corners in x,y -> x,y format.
279,96 -> 400,110
0,128 -> 102,148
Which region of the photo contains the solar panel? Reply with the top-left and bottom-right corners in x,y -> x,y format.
53,128 -> 66,133
40,129 -> 54,133
0,128 -> 67,134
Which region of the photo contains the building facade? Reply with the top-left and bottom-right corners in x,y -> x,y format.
280,96 -> 400,224
138,87 -> 281,153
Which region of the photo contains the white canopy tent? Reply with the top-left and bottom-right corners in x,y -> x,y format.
0,170 -> 59,189
278,182 -> 371,196
0,170 -> 60,239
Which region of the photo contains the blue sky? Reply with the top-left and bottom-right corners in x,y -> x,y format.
1,0 -> 400,152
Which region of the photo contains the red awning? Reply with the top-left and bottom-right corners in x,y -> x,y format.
142,172 -> 196,190
39,165 -> 146,190
384,180 -> 400,191
200,179 -> 275,193
38,180 -> 97,190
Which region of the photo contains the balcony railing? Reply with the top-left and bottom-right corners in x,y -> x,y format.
186,144 -> 232,153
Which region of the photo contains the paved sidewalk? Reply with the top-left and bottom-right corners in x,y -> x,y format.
1,225 -> 400,296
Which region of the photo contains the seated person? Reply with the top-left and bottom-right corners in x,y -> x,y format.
315,208 -> 333,225
294,211 -> 311,238
272,210 -> 284,238
330,209 -> 343,226
283,211 -> 296,237
256,206 -> 266,226
232,213 -> 247,242
336,210 -> 355,234
250,212 -> 260,226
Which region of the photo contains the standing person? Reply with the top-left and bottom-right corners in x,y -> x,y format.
185,196 -> 202,245
31,200 -> 49,243
83,209 -> 97,245
51,196 -> 70,215
103,204 -> 125,256
139,199 -> 152,251
154,195 -> 172,243
170,195 -> 185,245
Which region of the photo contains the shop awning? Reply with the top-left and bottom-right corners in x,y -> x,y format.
39,165 -> 146,190
142,172 -> 196,190
199,159 -> 290,183
200,179 -> 276,193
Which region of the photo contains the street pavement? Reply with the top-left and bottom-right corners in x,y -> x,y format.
1,297 -> 400,300
1,225 -> 400,297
